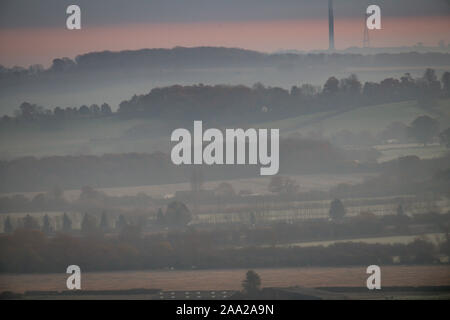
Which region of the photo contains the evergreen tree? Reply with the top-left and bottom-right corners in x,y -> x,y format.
242,270 -> 261,296
4,216 -> 13,233
23,214 -> 39,230
156,208 -> 164,224
409,115 -> 439,146
396,204 -> 404,216
165,201 -> 192,226
116,214 -> 128,230
100,211 -> 109,230
329,199 -> 346,220
81,213 -> 97,234
63,212 -> 72,232
42,214 -> 53,234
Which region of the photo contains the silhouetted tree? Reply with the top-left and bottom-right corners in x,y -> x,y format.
42,214 -> 52,234
101,103 -> 113,115
165,201 -> 192,226
409,115 -> 439,146
423,68 -> 439,84
18,102 -> 44,120
250,212 -> 256,226
53,106 -> 65,119
116,214 -> 128,230
417,68 -> 441,107
100,211 -> 109,230
50,57 -> 75,73
340,74 -> 362,96
4,216 -> 13,233
63,212 -> 72,232
396,204 -> 404,216
439,128 -> 450,148
79,105 -> 90,116
23,214 -> 39,230
329,199 -> 346,220
442,72 -> 450,96
156,208 -> 165,225
323,76 -> 339,96
242,270 -> 261,296
81,213 -> 97,234
90,104 -> 100,116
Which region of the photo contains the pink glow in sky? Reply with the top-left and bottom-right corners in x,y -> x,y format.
1,16 -> 449,67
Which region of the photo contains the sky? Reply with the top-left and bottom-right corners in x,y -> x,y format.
0,0 -> 449,67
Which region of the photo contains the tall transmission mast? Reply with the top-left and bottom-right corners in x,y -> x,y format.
328,0 -> 335,51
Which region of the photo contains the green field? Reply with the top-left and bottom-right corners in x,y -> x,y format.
1,266 -> 449,294
260,99 -> 450,137
375,143 -> 448,162
0,116 -> 171,159
0,99 -> 449,160
274,233 -> 447,248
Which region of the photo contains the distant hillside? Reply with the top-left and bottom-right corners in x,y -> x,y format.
2,47 -> 450,77
1,47 -> 449,115
0,139 -> 354,193
263,99 -> 450,137
74,47 -> 266,70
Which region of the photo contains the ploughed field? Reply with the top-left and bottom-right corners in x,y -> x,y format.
1,265 -> 449,294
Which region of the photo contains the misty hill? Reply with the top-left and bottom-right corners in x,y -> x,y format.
0,87 -> 450,160
5,68 -> 449,125
1,47 -> 450,115
3,47 -> 450,76
73,47 -> 266,70
0,139 -> 355,193
261,99 -> 450,138
48,48 -> 450,72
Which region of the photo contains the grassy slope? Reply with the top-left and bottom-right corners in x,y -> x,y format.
259,99 -> 450,137
0,116 -> 170,159
0,99 -> 448,159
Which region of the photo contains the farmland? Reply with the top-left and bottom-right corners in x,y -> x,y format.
1,265 -> 449,294
374,143 -> 448,163
0,172 -> 374,201
1,98 -> 449,162
1,193 -> 448,231
259,99 -> 450,137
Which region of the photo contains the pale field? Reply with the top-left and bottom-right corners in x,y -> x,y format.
0,116 -> 171,160
1,265 -> 449,293
0,172 -> 375,201
271,233 -> 447,248
374,143 -> 448,163
254,99 -> 450,164
1,99 -> 448,161
346,65 -> 450,73
260,99 -> 450,139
